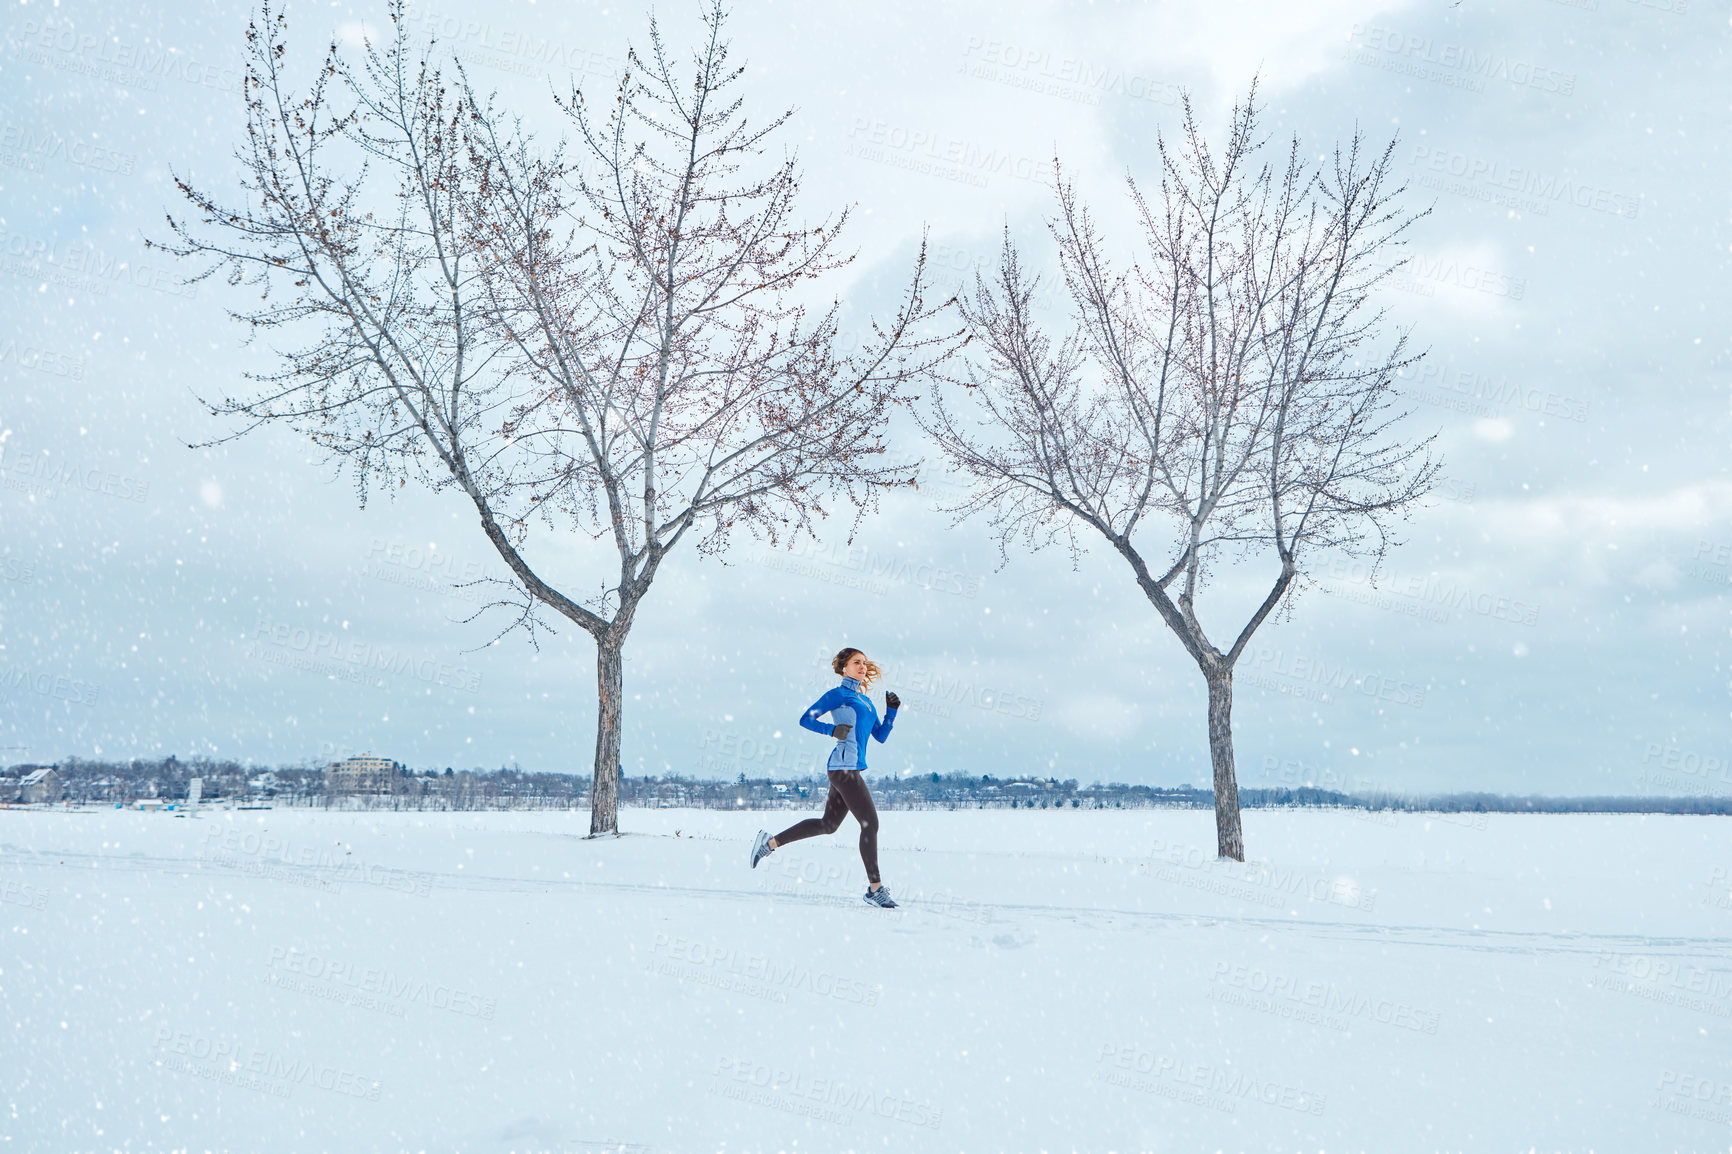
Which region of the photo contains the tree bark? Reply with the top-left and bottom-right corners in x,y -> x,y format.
1206,671 -> 1245,861
590,637 -> 624,836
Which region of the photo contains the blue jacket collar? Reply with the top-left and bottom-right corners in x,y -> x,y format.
840,677 -> 864,693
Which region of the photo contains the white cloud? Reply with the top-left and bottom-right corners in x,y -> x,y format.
1475,482 -> 1732,547
1112,0 -> 1420,102
337,22 -> 382,48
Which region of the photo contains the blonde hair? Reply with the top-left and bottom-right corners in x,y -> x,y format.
831,647 -> 881,690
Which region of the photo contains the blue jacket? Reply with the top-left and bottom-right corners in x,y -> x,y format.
800,677 -> 897,772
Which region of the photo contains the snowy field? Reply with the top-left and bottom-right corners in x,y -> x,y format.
3,804 -> 1730,1153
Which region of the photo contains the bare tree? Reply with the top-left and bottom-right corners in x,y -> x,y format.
156,1 -> 950,834
919,86 -> 1439,860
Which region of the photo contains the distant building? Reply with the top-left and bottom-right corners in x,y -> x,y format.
325,754 -> 404,796
17,767 -> 60,804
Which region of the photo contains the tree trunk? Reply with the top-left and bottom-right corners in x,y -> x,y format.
1206,671 -> 1245,861
590,637 -> 624,836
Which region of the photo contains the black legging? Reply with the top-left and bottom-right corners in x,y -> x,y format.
773,770 -> 880,884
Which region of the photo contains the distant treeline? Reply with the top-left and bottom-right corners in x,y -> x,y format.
4,757 -> 1731,815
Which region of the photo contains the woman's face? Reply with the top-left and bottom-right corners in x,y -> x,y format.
842,652 -> 870,681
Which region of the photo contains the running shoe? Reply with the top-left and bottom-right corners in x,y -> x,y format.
863,885 -> 898,909
750,830 -> 774,869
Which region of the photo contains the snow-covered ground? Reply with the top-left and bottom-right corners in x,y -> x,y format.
3,804 -> 1729,1153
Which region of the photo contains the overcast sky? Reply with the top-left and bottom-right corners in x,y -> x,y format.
1,0 -> 1728,797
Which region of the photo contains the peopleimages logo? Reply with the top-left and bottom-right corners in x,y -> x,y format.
1409,145 -> 1641,220
1400,363 -> 1589,423
756,537 -> 984,600
1642,742 -> 1732,785
1143,837 -> 1377,912
711,1057 -> 942,1130
0,120 -> 136,175
1210,962 -> 1442,1034
1344,24 -> 1576,95
0,337 -> 86,380
1094,1043 -> 1327,1116
0,878 -> 49,910
1393,254 -> 1527,302
649,933 -> 882,1008
1653,1069 -> 1732,1125
266,946 -> 497,1019
248,619 -> 482,694
0,227 -> 197,300
0,662 -> 100,707
1243,644 -> 1426,710
902,666 -> 1043,721
1321,556 -> 1540,628
958,36 -> 1182,109
397,2 -> 624,80
0,441 -> 148,503
152,1026 -> 383,1101
846,117 -> 1046,188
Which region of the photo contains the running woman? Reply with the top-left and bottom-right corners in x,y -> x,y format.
750,648 -> 902,908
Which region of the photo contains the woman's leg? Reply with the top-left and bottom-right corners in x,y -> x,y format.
828,771 -> 881,885
770,772 -> 849,847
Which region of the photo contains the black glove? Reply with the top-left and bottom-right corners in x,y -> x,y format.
884,691 -> 901,710
831,723 -> 852,741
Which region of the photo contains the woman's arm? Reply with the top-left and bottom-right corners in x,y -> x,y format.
872,701 -> 897,742
799,690 -> 841,737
